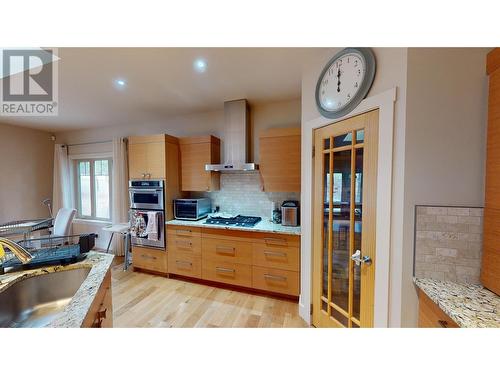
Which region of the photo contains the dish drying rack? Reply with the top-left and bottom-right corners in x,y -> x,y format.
0,218 -> 53,240
0,233 -> 96,274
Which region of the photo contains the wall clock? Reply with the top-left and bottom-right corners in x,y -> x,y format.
315,48 -> 376,119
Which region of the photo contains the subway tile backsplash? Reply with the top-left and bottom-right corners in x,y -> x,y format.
414,205 -> 483,284
191,172 -> 300,218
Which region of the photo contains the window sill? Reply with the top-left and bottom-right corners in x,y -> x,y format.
73,218 -> 112,226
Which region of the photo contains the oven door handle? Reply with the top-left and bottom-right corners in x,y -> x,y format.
130,189 -> 162,193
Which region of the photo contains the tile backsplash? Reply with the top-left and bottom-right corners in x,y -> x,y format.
414,205 -> 483,284
192,172 -> 300,218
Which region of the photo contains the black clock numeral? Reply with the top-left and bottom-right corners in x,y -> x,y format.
355,82 -> 358,88
354,60 -> 358,67
347,93 -> 351,100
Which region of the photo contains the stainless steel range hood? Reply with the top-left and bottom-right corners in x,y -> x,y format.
205,99 -> 258,172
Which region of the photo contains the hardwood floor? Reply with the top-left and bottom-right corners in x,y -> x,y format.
111,261 -> 308,328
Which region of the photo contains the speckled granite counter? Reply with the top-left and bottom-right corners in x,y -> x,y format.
166,217 -> 301,236
0,251 -> 114,328
415,277 -> 500,328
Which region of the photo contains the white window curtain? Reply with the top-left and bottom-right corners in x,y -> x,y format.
111,137 -> 129,255
52,144 -> 72,215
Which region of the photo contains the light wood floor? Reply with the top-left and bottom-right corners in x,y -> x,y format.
111,261 -> 308,328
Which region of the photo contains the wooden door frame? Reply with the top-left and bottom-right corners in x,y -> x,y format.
300,88 -> 397,327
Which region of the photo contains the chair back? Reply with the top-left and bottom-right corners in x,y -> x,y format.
53,208 -> 77,236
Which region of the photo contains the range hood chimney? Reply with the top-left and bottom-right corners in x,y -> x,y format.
205,99 -> 258,172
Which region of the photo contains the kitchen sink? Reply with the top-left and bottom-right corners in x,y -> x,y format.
0,267 -> 90,328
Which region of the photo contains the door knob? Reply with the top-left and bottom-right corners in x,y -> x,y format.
351,250 -> 372,266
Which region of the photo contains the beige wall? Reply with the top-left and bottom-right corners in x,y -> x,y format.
55,99 -> 301,164
0,122 -> 54,223
301,47 -> 409,326
402,48 -> 488,326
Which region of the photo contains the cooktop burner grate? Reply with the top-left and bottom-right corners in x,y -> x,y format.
205,215 -> 262,228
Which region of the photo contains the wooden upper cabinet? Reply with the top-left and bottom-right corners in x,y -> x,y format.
179,135 -> 221,192
259,128 -> 301,192
482,48 -> 500,295
128,134 -> 167,179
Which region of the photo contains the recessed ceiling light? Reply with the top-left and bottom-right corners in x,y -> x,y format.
193,58 -> 207,73
114,78 -> 127,89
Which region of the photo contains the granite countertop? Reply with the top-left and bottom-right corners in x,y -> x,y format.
166,215 -> 301,236
0,251 -> 114,328
414,277 -> 500,328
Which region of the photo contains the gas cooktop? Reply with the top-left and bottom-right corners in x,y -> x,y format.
204,215 -> 262,228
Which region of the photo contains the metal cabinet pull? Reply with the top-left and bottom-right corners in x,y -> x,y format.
176,229 -> 193,236
176,260 -> 193,268
263,250 -> 287,257
176,240 -> 193,248
216,245 -> 236,254
438,320 -> 449,328
264,237 -> 287,245
216,267 -> 235,274
264,274 -> 287,281
141,254 -> 156,260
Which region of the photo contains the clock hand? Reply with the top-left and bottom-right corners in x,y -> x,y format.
337,68 -> 341,93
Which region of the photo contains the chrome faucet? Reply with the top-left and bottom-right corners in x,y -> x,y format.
0,237 -> 33,264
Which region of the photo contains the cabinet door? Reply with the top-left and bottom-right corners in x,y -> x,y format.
260,128 -> 301,192
128,143 -> 148,179
180,143 -> 210,191
146,141 -> 166,179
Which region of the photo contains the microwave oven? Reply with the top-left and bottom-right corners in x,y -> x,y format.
174,198 -> 211,220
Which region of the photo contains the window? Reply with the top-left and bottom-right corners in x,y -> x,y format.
74,158 -> 112,220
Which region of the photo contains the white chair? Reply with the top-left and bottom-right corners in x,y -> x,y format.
51,208 -> 77,236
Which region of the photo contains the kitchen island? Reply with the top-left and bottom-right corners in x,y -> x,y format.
0,251 -> 114,328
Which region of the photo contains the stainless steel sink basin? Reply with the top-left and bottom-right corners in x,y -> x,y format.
0,268 -> 90,327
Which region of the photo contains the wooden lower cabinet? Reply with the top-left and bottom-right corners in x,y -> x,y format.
252,266 -> 299,296
418,289 -> 458,328
132,246 -> 168,274
166,224 -> 301,297
82,269 -> 113,328
168,251 -> 202,278
202,260 -> 252,288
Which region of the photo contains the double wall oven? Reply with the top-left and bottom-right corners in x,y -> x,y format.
129,180 -> 165,249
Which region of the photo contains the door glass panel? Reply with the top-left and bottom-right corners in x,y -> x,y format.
353,148 -> 363,320
356,129 -> 364,144
333,133 -> 351,147
352,321 -> 360,328
78,161 -> 91,216
323,137 -> 330,150
322,152 -> 330,299
322,300 -> 328,313
331,149 -> 351,313
330,306 -> 349,327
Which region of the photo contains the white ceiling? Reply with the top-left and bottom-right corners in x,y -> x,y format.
1,48 -> 322,132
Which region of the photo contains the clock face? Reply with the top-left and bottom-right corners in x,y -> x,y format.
315,48 -> 376,119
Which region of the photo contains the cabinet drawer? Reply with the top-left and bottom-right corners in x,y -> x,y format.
168,225 -> 202,239
202,237 -> 252,265
251,232 -> 300,248
168,251 -> 202,278
253,243 -> 299,271
202,260 -> 252,288
252,266 -> 299,296
418,289 -> 459,328
132,246 -> 168,273
168,236 -> 201,255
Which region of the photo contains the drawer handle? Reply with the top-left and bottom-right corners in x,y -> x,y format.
176,229 -> 193,236
216,267 -> 235,274
176,240 -> 193,248
264,274 -> 287,281
176,260 -> 193,268
140,254 -> 157,260
263,251 -> 287,257
438,320 -> 449,328
216,245 -> 236,255
264,237 -> 287,245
